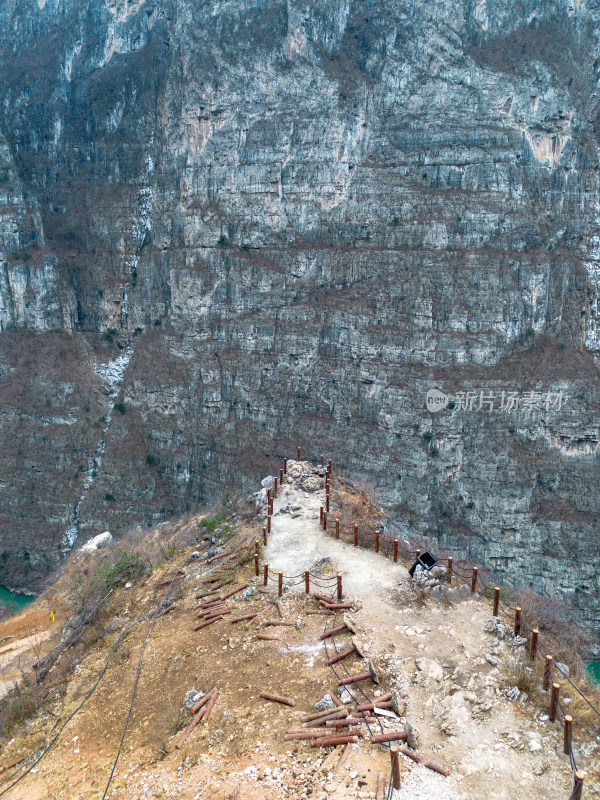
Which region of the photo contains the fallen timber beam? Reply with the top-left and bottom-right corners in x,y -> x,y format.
248,606 -> 270,626
198,608 -> 232,620
207,551 -> 234,564
264,620 -> 295,627
190,688 -> 217,714
202,689 -> 219,721
221,583 -> 250,600
302,707 -> 347,723
325,647 -> 355,666
175,707 -> 204,749
259,691 -> 296,707
326,717 -> 377,727
355,700 -> 394,713
337,672 -> 371,686
193,615 -> 224,631
284,730 -> 329,741
399,746 -> 450,777
319,624 -> 348,641
156,605 -> 176,618
311,735 -> 359,747
370,732 -> 408,744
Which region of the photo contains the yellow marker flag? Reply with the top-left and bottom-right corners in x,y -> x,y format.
50,609 -> 54,622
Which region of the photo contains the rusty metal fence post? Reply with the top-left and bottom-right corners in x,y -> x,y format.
336,519 -> 340,540
297,446 -> 301,461
354,524 -> 358,547
337,573 -> 343,601
278,572 -> 283,598
393,539 -> 398,563
305,570 -> 310,594
267,514 -> 271,534
375,530 -> 380,553
323,512 -> 327,531
264,563 -> 269,586
283,457 -> 287,474
447,556 -> 453,584
263,526 -> 268,546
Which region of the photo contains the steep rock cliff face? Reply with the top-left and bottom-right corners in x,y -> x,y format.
0,0 -> 598,629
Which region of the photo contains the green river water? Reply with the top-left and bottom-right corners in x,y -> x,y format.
0,585 -> 35,608
585,660 -> 600,685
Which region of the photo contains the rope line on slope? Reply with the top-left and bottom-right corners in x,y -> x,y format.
100,553 -> 196,799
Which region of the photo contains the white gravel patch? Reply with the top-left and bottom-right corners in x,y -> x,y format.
391,765 -> 462,800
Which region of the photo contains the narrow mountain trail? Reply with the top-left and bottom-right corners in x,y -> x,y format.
266,461 -> 576,800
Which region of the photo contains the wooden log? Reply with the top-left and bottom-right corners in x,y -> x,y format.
259,691 -> 296,707
198,603 -> 227,614
399,746 -> 450,777
199,608 -> 232,620
248,606 -> 270,626
284,730 -> 328,740
305,710 -> 349,728
337,672 -> 371,686
312,592 -> 334,603
376,773 -> 386,800
326,717 -> 377,727
202,689 -> 219,721
325,647 -> 355,666
230,613 -> 259,623
193,615 -> 223,631
354,693 -> 393,712
311,735 -> 358,747
264,620 -> 295,627
370,732 -> 408,744
200,598 -> 226,608
207,551 -> 234,564
390,746 -> 401,790
190,688 -> 216,714
302,707 -> 347,723
221,583 -> 249,600
175,706 -> 205,749
319,624 -> 348,641
355,700 -> 394,712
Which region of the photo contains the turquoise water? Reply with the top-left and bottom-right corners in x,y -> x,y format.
586,661 -> 600,685
0,585 -> 35,608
